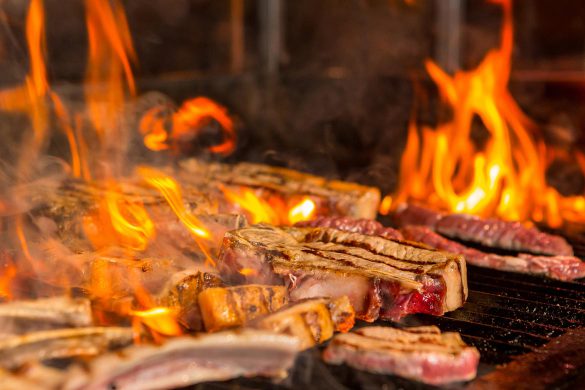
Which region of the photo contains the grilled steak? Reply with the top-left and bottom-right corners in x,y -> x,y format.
179,159 -> 381,219
198,285 -> 288,332
323,325 -> 480,385
0,297 -> 92,336
218,224 -> 467,321
64,330 -> 300,390
157,270 -> 223,331
250,296 -> 355,350
394,203 -> 573,256
0,327 -> 134,369
295,216 -> 403,240
402,226 -> 585,281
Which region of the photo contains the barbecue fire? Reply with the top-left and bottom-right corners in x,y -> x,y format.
386,0 -> 585,228
0,0 -> 584,388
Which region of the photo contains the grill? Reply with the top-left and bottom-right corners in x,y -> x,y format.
195,231 -> 585,389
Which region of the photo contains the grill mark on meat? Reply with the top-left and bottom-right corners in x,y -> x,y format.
326,248 -> 427,274
302,247 -> 427,275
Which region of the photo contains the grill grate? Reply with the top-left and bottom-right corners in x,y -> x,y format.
195,232 -> 585,389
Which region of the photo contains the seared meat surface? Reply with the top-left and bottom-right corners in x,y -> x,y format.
323,325 -> 480,385
218,224 -> 467,320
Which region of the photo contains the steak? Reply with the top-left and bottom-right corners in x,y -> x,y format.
64,330 -> 300,390
179,159 -> 381,219
0,297 -> 92,336
402,226 -> 585,281
250,296 -> 355,350
0,327 -> 134,369
323,325 -> 480,385
157,270 -> 223,331
198,285 -> 288,332
218,224 -> 467,321
295,216 -> 403,240
394,203 -> 573,256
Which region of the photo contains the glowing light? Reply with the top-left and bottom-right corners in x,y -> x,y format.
220,186 -> 279,224
131,307 -> 181,336
140,97 -> 236,155
288,197 -> 316,224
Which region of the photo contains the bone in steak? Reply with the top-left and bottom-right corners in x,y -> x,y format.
198,284 -> 288,332
0,296 -> 92,336
179,159 -> 381,219
0,327 -> 134,369
295,216 -> 403,240
401,226 -> 585,281
394,203 -> 573,256
323,325 -> 480,385
249,296 -> 355,350
64,330 -> 300,390
218,224 -> 467,321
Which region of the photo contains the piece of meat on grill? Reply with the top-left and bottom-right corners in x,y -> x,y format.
402,226 -> 585,281
0,327 -> 134,369
179,159 -> 381,219
323,325 -> 480,385
295,216 -> 403,240
218,224 -> 467,321
64,330 -> 300,390
157,270 -> 223,331
198,285 -> 288,332
250,296 -> 355,350
0,297 -> 92,336
394,203 -> 573,256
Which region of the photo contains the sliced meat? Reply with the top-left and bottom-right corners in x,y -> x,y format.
0,327 -> 134,369
218,224 -> 467,321
250,296 -> 355,350
179,159 -> 381,219
323,325 -> 480,385
295,216 -> 403,240
0,297 -> 92,336
198,285 -> 288,332
64,330 -> 300,390
157,270 -> 223,331
394,203 -> 573,256
402,226 -> 585,281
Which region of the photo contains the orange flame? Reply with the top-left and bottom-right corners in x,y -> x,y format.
238,267 -> 259,277
220,186 -> 280,224
131,307 -> 182,337
83,185 -> 155,252
0,0 -> 50,176
288,197 -> 316,225
0,255 -> 17,300
84,0 -> 136,140
137,166 -> 215,266
140,97 -> 236,155
390,0 -> 585,227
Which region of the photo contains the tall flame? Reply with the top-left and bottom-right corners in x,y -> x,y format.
389,0 -> 585,227
137,166 -> 215,266
84,0 -> 136,140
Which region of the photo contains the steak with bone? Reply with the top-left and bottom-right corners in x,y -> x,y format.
249,296 -> 355,350
323,325 -> 480,385
218,224 -> 467,321
295,216 -> 403,240
64,330 -> 300,390
394,203 -> 573,256
179,159 -> 381,219
0,297 -> 92,336
0,327 -> 134,369
402,226 -> 585,281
